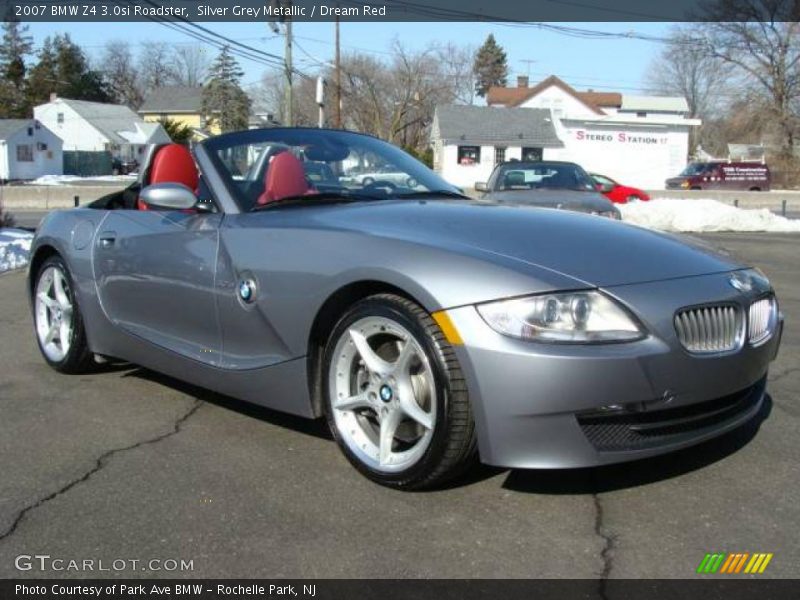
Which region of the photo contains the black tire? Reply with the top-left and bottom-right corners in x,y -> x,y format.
322,293 -> 476,490
33,255 -> 95,374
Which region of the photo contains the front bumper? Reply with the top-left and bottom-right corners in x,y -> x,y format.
445,272 -> 782,469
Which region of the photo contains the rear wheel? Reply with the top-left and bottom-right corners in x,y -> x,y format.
322,294 -> 476,490
33,255 -> 94,373
625,195 -> 641,203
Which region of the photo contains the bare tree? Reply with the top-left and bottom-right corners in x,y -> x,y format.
101,40 -> 143,108
337,40 -> 474,149
170,44 -> 211,87
647,25 -> 732,154
700,0 -> 800,159
138,41 -> 175,93
249,71 -> 318,126
250,40 -> 477,152
437,42 -> 477,106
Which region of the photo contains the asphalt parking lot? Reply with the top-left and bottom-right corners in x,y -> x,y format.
0,232 -> 797,580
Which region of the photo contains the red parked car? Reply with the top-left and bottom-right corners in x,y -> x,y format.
590,173 -> 650,204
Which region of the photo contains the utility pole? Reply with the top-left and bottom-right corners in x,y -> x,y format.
316,76 -> 325,128
284,4 -> 293,127
334,14 -> 341,128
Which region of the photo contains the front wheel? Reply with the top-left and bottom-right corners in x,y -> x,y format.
323,294 -> 476,489
33,255 -> 94,373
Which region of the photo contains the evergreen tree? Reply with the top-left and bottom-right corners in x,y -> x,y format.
472,34 -> 508,98
202,46 -> 250,132
27,34 -> 110,106
158,117 -> 195,145
0,21 -> 34,118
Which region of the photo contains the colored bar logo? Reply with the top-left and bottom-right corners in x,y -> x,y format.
697,552 -> 773,574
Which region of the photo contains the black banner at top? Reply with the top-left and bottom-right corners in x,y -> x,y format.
1,0 -> 799,22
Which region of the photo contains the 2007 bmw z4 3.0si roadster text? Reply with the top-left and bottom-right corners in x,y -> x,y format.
28,128 -> 783,489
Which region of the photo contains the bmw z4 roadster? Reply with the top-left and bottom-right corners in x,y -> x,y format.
29,128 -> 783,489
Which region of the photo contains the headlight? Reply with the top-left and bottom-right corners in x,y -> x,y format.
477,291 -> 645,343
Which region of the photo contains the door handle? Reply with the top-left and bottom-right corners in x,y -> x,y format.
98,235 -> 116,248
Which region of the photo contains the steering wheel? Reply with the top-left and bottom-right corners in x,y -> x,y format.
362,180 -> 398,194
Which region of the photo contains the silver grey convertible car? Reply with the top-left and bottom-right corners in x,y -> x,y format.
29,128 -> 783,489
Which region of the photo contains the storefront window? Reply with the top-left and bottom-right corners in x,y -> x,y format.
458,146 -> 480,165
521,147 -> 543,161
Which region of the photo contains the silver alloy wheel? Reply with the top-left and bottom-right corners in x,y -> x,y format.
34,265 -> 74,362
329,316 -> 437,473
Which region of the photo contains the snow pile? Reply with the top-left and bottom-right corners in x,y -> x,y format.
621,198 -> 800,233
27,174 -> 137,186
0,228 -> 34,273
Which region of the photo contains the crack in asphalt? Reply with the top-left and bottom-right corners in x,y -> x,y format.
593,493 -> 616,600
769,366 -> 800,386
0,399 -> 202,543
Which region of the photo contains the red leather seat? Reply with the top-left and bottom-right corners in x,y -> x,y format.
138,144 -> 199,210
256,151 -> 314,205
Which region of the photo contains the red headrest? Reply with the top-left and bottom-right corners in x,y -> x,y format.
150,144 -> 199,189
257,151 -> 312,205
138,144 -> 198,210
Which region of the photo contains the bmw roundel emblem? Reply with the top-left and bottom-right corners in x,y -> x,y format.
238,279 -> 256,303
379,384 -> 393,402
729,272 -> 752,292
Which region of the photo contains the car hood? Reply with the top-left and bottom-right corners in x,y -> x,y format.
482,189 -> 614,212
306,199 -> 741,288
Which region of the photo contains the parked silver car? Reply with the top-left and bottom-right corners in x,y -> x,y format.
475,160 -> 621,219
29,128 -> 782,489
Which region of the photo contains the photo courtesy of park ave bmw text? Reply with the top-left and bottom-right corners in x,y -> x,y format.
0,0 -> 798,597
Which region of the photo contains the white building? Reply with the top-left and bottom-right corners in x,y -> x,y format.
0,119 -> 63,182
432,75 -> 700,190
430,105 -> 564,189
34,95 -> 171,163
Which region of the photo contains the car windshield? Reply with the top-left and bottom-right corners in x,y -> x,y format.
679,162 -> 714,176
201,128 -> 461,211
492,162 -> 595,192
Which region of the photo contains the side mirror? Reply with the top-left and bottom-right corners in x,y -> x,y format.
474,182 -> 489,193
139,183 -> 198,211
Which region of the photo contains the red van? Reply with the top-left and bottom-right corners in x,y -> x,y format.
666,161 -> 771,191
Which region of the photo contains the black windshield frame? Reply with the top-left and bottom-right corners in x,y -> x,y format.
202,127 -> 461,212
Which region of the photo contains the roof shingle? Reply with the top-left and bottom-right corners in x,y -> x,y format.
433,105 -> 563,147
139,86 -> 204,113
0,119 -> 29,141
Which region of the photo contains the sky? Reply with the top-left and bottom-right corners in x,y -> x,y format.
24,21 -> 676,95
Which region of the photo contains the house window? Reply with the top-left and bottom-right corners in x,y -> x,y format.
521,147 -> 543,161
27,127 -> 33,136
16,144 -> 34,162
637,111 -> 647,117
457,145 -> 480,165
494,146 -> 506,164
57,112 -> 64,124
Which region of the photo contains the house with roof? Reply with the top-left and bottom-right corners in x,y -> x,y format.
0,119 -> 62,182
430,105 -> 563,188
482,75 -> 700,189
138,86 -> 217,140
34,95 -> 171,173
